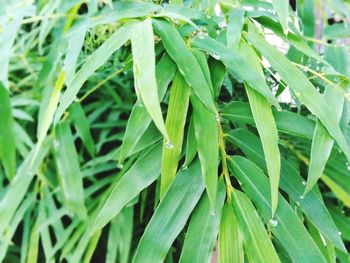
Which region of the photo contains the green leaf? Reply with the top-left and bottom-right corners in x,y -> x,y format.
119,54 -> 176,164
55,22 -> 135,122
191,95 -> 218,209
221,101 -> 315,139
54,121 -> 87,219
131,18 -> 169,141
0,82 -> 16,179
231,189 -> 280,263
93,143 -> 162,231
191,35 -> 280,109
218,200 -> 244,263
245,80 -> 280,217
227,9 -> 245,50
69,102 -> 95,158
305,86 -> 344,194
229,156 -> 328,263
245,32 -> 350,162
132,160 -> 205,263
160,72 -> 190,197
179,180 -> 226,263
152,18 -> 217,113
226,128 -> 346,251
272,0 -> 289,34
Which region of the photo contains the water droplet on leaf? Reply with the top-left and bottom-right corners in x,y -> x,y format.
166,141 -> 173,149
269,218 -> 278,227
300,195 -> 304,200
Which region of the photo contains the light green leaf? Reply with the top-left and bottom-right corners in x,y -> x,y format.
243,47 -> 281,216
153,19 -> 217,113
179,180 -> 226,263
118,54 -> 176,164
191,95 -> 218,209
55,22 -> 135,123
245,32 -> 350,162
133,160 -> 205,263
229,156 -> 328,263
0,82 -> 16,179
93,144 -> 162,231
54,121 -> 87,219
160,72 -> 190,197
69,102 -> 95,158
218,200 -> 244,263
227,9 -> 245,50
232,189 -> 280,263
305,86 -> 344,194
272,0 -> 289,34
131,18 -> 169,141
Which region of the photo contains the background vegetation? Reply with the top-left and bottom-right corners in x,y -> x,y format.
0,0 -> 350,262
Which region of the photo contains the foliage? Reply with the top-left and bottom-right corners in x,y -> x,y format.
0,0 -> 350,262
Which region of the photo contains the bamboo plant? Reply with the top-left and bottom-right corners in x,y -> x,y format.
0,0 -> 350,262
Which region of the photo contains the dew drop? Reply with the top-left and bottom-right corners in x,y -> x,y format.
211,53 -> 221,60
302,180 -> 306,186
166,141 -> 174,149
117,163 -> 124,169
74,97 -> 79,102
300,195 -> 304,200
215,113 -> 221,122
339,231 -> 342,236
346,162 -> 350,170
269,218 -> 278,227
53,140 -> 60,148
182,165 -> 188,170
198,31 -> 205,39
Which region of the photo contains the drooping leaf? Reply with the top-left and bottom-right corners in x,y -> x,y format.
179,180 -> 226,263
305,86 -> 344,194
191,95 -> 219,209
0,82 -> 16,179
218,200 -> 244,263
232,189 -> 280,263
242,42 -> 281,216
160,72 -> 190,197
131,18 -> 169,140
118,54 -> 176,164
132,160 -> 205,263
